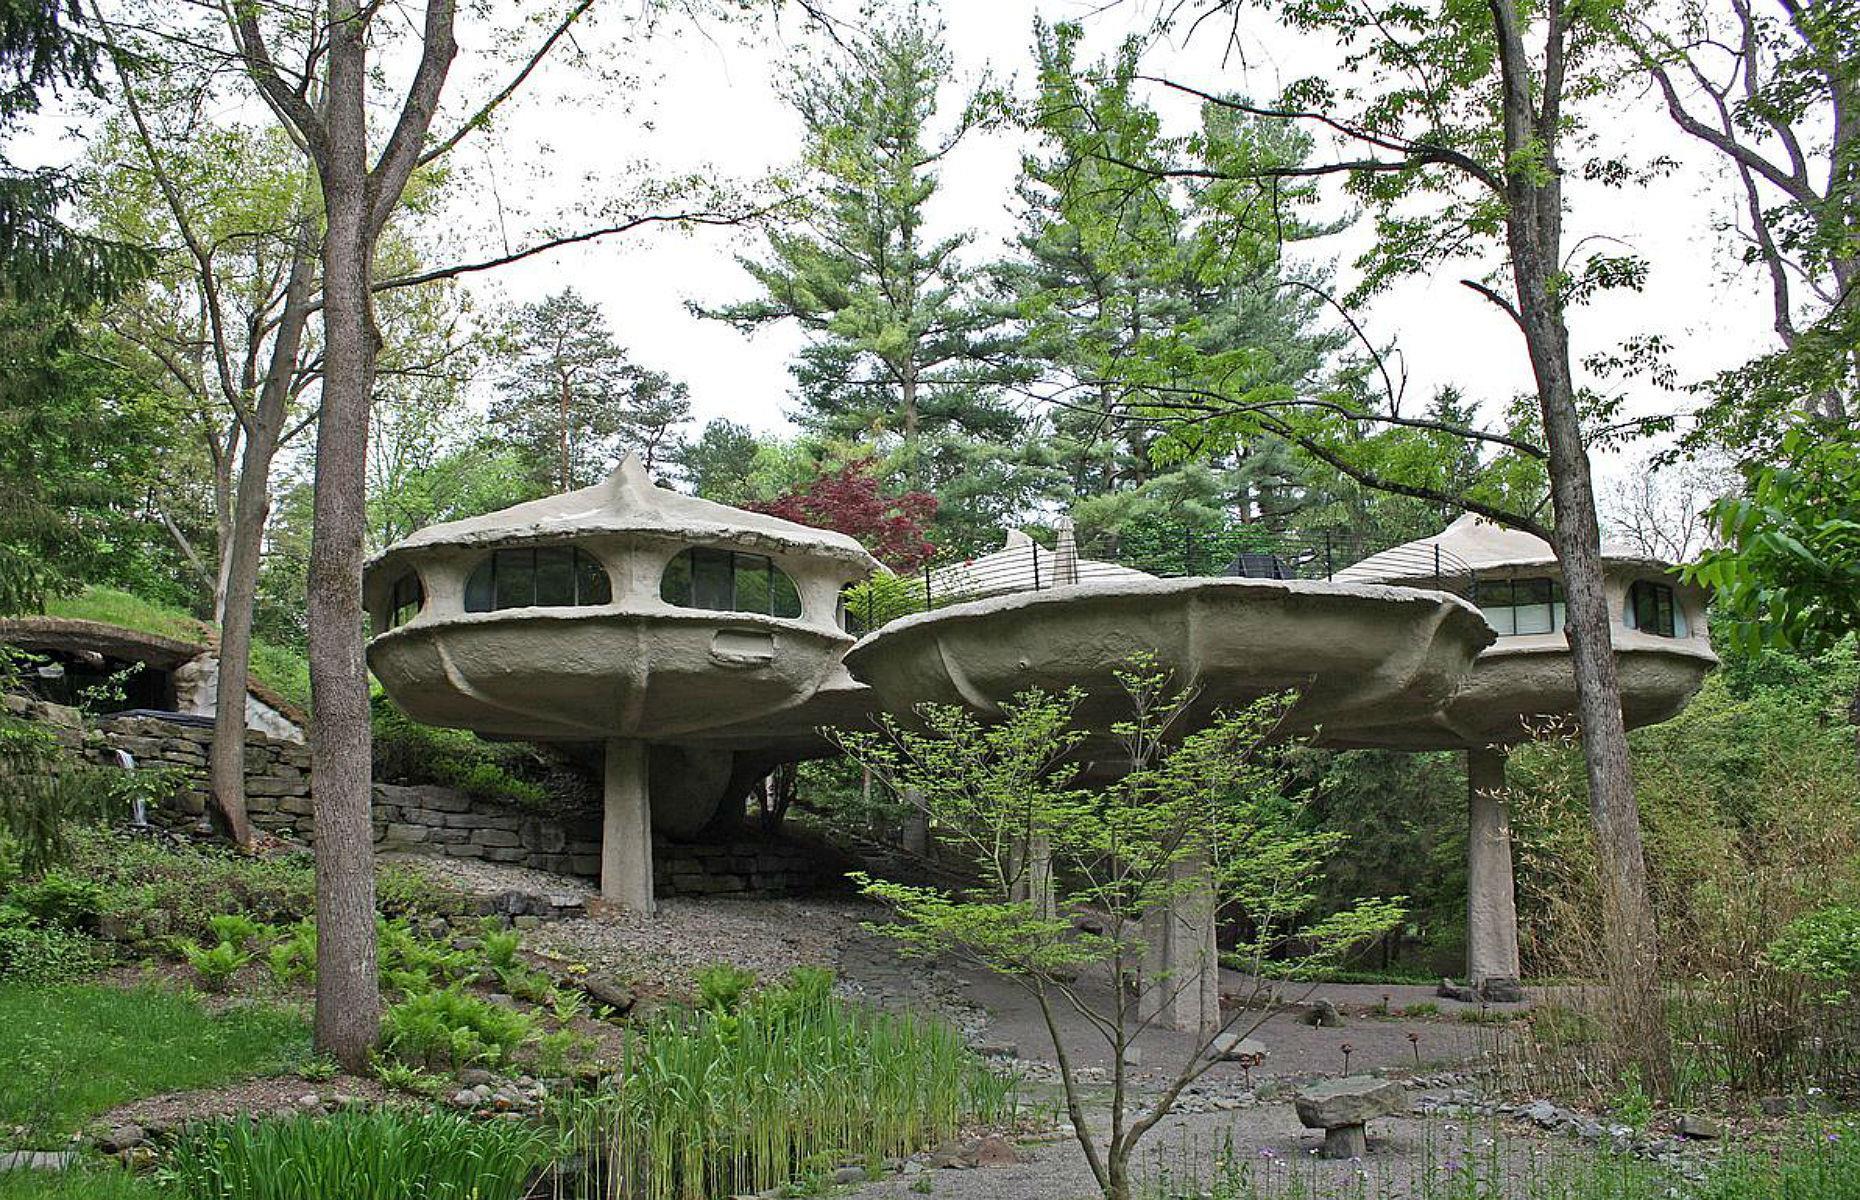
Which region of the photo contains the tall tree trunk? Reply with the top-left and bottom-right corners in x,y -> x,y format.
1492,0 -> 1669,1084
209,223 -> 319,848
308,0 -> 381,1070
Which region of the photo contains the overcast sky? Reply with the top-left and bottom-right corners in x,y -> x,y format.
425,0 -> 1776,494
37,1 -> 1779,493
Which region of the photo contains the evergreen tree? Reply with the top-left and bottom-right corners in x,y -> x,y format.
489,288 -> 690,494
696,5 -> 1038,551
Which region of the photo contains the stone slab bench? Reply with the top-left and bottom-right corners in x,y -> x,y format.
1294,1076 -> 1409,1158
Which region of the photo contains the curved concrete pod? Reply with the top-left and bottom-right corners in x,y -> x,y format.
1345,514 -> 1718,997
842,577 -> 1496,747
364,456 -> 880,910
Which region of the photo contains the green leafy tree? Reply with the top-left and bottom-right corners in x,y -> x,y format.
835,660 -> 1401,1200
671,418 -> 763,503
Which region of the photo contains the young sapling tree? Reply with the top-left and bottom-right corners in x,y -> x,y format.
836,658 -> 1403,1200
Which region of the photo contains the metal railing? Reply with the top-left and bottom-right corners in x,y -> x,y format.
842,524 -> 1475,634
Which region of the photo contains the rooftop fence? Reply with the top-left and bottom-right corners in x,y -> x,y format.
843,525 -> 1476,634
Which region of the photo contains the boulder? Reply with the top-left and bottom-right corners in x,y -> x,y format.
1302,998 -> 1344,1027
1209,1033 -> 1269,1062
1294,1076 -> 1409,1130
1675,1114 -> 1722,1140
1478,976 -> 1526,1004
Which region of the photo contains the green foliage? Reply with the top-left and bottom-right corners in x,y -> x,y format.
42,589 -> 311,712
478,925 -> 522,973
266,920 -> 316,985
178,939 -> 252,993
562,969 -> 1013,1200
0,1165 -> 166,1200
1687,423 -> 1860,654
379,986 -> 537,1070
694,963 -> 757,1014
8,869 -> 103,928
71,829 -> 317,944
0,984 -> 307,1139
1767,906 -> 1860,994
0,717 -> 123,874
207,913 -> 275,951
370,696 -> 552,810
166,1108 -> 548,1200
0,921 -> 101,984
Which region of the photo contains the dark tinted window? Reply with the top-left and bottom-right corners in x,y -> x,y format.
464,546 -> 611,612
1471,576 -> 1565,636
386,572 -> 424,629
660,547 -> 803,618
1628,580 -> 1677,637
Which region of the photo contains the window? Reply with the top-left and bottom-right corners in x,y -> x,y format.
464,545 -> 611,612
385,572 -> 424,629
1473,576 -> 1565,636
1626,580 -> 1681,638
661,547 -> 802,618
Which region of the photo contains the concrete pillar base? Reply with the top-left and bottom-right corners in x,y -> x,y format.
1322,1125 -> 1367,1159
1011,833 -> 1058,920
1139,855 -> 1220,1036
1466,746 -> 1520,990
602,738 -> 655,914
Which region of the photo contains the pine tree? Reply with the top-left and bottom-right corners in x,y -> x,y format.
696,5 -> 1038,551
490,288 -> 690,494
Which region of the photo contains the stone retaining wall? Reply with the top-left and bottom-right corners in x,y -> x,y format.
7,700 -> 838,899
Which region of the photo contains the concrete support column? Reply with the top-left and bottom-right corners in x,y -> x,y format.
1466,746 -> 1521,996
601,738 -> 656,914
900,786 -> 929,856
1139,854 -> 1220,1036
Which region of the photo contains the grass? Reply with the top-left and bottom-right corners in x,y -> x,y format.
0,1167 -> 165,1199
166,1108 -> 548,1200
43,587 -> 311,712
0,984 -> 309,1142
562,967 -> 1017,1200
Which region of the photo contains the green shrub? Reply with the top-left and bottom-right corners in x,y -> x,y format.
166,1108 -> 547,1200
206,913 -> 275,951
371,698 -> 553,810
8,870 -> 104,929
0,923 -> 102,983
179,940 -> 252,993
380,987 -> 536,1069
694,963 -> 757,1014
479,926 -> 522,973
1767,905 -> 1860,990
266,921 -> 316,985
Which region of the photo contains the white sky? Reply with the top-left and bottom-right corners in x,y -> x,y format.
33,1 -> 1782,487
441,0 -> 1779,490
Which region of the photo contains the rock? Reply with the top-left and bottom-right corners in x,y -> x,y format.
1437,977 -> 1480,1003
971,1040 -> 1019,1058
928,1138 -> 980,1169
296,1093 -> 321,1110
1121,1045 -> 1143,1067
1303,999 -> 1344,1027
830,1165 -> 867,1184
1525,1100 -> 1560,1128
1209,1033 -> 1269,1062
975,1135 -> 1024,1167
96,1124 -> 145,1153
459,1068 -> 496,1087
1477,976 -> 1526,1004
1294,1076 -> 1408,1130
452,1089 -> 477,1107
577,972 -> 636,1014
1676,1114 -> 1722,1140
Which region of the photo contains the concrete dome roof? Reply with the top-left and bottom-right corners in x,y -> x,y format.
1338,513 -> 1661,584
371,454 -> 880,572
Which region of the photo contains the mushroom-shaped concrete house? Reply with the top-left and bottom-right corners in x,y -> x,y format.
364,454 -> 879,912
1339,514 -> 1717,998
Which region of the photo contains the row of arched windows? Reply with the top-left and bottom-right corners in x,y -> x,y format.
378,545 -> 805,629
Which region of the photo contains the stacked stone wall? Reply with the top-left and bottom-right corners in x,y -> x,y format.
5,700 -> 838,899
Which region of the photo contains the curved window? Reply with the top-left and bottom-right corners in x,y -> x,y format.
385,571 -> 424,629
661,547 -> 801,618
464,546 -> 611,612
1472,576 -> 1565,637
1625,580 -> 1684,638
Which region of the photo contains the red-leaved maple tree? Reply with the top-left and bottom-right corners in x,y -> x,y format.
752,459 -> 937,571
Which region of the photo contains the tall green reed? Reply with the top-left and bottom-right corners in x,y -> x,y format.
165,1107 -> 549,1200
558,968 -> 1017,1200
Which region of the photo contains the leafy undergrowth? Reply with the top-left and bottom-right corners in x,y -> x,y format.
561,966 -> 1018,1200
41,588 -> 310,713
0,984 -> 309,1142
